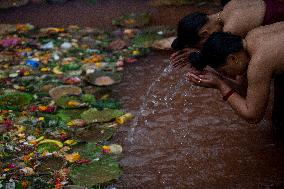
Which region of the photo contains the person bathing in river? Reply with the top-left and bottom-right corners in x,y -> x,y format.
170,0 -> 284,68
185,22 -> 284,134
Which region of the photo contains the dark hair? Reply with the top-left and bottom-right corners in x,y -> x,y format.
220,0 -> 231,6
189,32 -> 244,70
171,12 -> 209,50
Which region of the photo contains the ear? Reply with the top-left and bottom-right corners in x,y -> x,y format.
199,29 -> 209,39
226,54 -> 238,65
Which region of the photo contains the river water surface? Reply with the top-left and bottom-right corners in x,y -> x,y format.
113,52 -> 284,188
2,1 -> 284,188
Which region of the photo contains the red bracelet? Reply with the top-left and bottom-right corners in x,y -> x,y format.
223,89 -> 235,101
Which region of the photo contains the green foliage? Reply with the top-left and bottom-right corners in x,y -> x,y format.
60,62 -> 81,72
55,95 -> 82,109
0,92 -> 33,110
37,143 -> 61,154
94,99 -> 120,110
112,12 -> 151,28
81,109 -> 124,123
70,143 -> 122,187
81,94 -> 96,105
132,32 -> 162,48
88,0 -> 97,5
75,125 -> 115,143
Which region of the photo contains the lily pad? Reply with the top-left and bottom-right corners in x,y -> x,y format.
94,99 -> 121,110
112,12 -> 151,28
55,95 -> 84,109
49,85 -> 82,100
0,0 -> 29,9
81,109 -> 124,123
33,156 -> 65,174
57,109 -> 88,122
69,156 -> 122,187
37,143 -> 61,154
0,92 -> 33,109
132,32 -> 162,48
85,71 -> 123,86
75,124 -> 115,143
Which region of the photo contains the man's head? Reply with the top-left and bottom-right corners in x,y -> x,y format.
189,32 -> 249,78
171,12 -> 223,50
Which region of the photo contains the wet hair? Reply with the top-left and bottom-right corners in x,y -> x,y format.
171,12 -> 209,50
189,32 -> 244,70
220,0 -> 231,6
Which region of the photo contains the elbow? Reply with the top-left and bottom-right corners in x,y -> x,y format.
242,112 -> 263,124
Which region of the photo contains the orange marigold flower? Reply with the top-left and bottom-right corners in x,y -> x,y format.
38,106 -> 48,112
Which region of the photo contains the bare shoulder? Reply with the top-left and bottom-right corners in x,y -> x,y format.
247,55 -> 273,84
247,22 -> 284,37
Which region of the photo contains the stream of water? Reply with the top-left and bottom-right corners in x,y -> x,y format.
113,54 -> 284,188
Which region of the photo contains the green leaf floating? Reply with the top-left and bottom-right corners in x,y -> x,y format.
85,71 -> 123,86
55,95 -> 84,109
0,92 -> 33,109
81,94 -> 96,105
132,32 -> 162,48
57,109 -> 88,122
49,85 -> 82,100
112,12 -> 151,28
72,142 -> 100,159
60,62 -> 81,72
34,156 -> 65,174
37,143 -> 61,154
75,125 -> 115,143
69,156 -> 122,187
94,99 -> 121,110
81,109 -> 123,123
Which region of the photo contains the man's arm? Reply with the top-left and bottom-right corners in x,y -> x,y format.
218,62 -> 271,123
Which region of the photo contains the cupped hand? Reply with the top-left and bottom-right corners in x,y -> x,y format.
170,48 -> 199,69
185,70 -> 222,89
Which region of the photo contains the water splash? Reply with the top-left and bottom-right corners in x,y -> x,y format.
127,64 -> 173,143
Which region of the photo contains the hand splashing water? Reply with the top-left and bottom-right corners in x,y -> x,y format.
127,63 -> 196,144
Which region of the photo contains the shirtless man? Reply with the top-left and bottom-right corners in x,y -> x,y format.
185,22 -> 284,127
170,0 -> 284,68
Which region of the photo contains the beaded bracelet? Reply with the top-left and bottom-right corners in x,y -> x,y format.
223,89 -> 236,101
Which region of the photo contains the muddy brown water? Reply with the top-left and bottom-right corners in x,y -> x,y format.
1,1 -> 284,188
112,53 -> 284,188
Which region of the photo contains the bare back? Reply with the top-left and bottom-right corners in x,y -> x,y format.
246,21 -> 284,78
222,0 -> 266,37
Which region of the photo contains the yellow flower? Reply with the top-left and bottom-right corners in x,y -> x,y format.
95,62 -> 102,68
64,153 -> 80,163
125,18 -> 136,25
132,50 -> 140,55
67,100 -> 80,107
24,71 -> 30,76
47,28 -> 64,33
102,145 -> 111,153
16,125 -> 26,133
102,145 -> 110,150
4,168 -> 10,172
100,94 -> 109,100
40,67 -> 49,72
38,117 -> 45,121
64,140 -> 77,146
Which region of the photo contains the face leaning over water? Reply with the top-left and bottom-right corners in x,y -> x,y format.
216,50 -> 250,79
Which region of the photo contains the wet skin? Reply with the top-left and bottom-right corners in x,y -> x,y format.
186,21 -> 284,123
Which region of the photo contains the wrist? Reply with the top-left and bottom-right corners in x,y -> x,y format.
218,80 -> 231,96
217,78 -> 226,90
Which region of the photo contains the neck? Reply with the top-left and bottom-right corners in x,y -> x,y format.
208,13 -> 223,31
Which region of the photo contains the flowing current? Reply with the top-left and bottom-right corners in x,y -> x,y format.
113,54 -> 284,188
